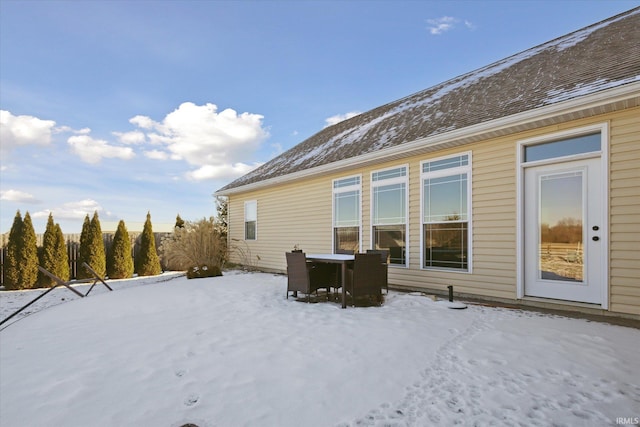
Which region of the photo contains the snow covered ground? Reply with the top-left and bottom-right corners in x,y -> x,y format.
1,271 -> 638,427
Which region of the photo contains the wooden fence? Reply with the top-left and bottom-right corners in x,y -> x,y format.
0,232 -> 172,286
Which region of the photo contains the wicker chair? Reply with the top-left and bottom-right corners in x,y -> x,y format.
327,248 -> 355,296
344,253 -> 384,306
366,249 -> 389,294
285,252 -> 330,302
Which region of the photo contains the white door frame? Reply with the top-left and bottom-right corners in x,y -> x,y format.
516,123 -> 609,308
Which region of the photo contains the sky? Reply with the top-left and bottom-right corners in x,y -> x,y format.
1,0 -> 639,234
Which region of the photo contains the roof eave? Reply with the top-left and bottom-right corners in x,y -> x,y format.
215,81 -> 640,197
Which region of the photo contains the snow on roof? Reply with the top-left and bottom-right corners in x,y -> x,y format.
218,8 -> 640,193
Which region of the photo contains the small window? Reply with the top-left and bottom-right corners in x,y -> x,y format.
524,133 -> 600,162
244,201 -> 257,240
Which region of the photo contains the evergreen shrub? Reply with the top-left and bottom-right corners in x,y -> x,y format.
107,220 -> 134,279
135,212 -> 162,276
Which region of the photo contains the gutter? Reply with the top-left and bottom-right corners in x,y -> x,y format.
215,81 -> 640,196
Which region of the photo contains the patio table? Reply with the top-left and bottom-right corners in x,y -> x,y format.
306,254 -> 354,308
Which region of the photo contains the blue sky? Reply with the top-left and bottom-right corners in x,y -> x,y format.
1,0 -> 638,233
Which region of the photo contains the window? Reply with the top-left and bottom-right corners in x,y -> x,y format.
524,132 -> 600,162
333,176 -> 361,253
244,201 -> 257,240
422,154 -> 471,271
372,166 -> 407,266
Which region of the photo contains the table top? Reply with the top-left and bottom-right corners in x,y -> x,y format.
306,253 -> 354,262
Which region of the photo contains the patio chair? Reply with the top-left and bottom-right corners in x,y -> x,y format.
344,253 -> 384,306
366,249 -> 389,294
285,252 -> 331,302
327,248 -> 355,296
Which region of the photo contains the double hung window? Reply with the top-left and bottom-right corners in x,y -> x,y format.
333,176 -> 361,253
372,166 -> 407,266
422,154 -> 471,271
244,200 -> 257,240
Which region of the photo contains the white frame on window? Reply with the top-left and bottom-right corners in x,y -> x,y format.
370,164 -> 409,267
420,152 -> 472,273
332,175 -> 362,253
244,200 -> 257,240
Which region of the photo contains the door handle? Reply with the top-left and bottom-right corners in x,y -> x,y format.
592,236 -> 600,241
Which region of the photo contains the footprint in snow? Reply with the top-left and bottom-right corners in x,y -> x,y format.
184,394 -> 200,407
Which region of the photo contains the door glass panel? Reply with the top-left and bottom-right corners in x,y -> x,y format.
539,171 -> 584,282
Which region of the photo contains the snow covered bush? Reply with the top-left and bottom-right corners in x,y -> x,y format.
160,217 -> 227,278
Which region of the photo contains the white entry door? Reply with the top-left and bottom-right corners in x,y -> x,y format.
524,157 -> 604,304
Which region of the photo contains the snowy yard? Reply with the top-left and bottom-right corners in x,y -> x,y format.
1,271 -> 639,427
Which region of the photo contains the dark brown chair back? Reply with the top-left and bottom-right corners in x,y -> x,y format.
366,249 -> 389,264
286,252 -> 310,295
349,253 -> 384,303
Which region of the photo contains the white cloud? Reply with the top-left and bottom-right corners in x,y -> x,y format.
54,126 -> 91,135
426,16 -> 475,35
113,130 -> 146,144
185,162 -> 262,181
0,110 -> 56,153
144,149 -> 169,160
129,115 -> 156,129
68,134 -> 135,164
324,111 -> 362,128
0,189 -> 41,204
130,102 -> 269,181
32,199 -> 110,220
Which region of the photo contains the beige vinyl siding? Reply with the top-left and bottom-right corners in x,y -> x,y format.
228,176 -> 333,272
376,141 -> 518,300
609,107 -> 640,315
225,107 -> 639,316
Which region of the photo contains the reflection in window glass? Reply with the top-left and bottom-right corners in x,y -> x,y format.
538,172 -> 584,282
333,176 -> 361,253
372,167 -> 406,182
335,227 -> 359,253
424,223 -> 468,269
372,166 -> 407,266
373,183 -> 406,225
423,174 -> 467,222
373,225 -> 406,265
422,154 -> 470,271
422,154 -> 469,173
244,201 -> 257,240
524,133 -> 600,162
335,190 -> 359,227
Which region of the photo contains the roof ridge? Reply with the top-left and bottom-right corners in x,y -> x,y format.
217,7 -> 640,194
361,7 -> 640,119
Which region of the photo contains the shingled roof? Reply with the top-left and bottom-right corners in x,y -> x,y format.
217,8 -> 640,194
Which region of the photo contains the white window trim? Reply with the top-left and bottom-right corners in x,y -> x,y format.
420,152 -> 473,273
332,174 -> 363,252
516,123 -> 609,308
370,164 -> 409,268
244,200 -> 257,241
